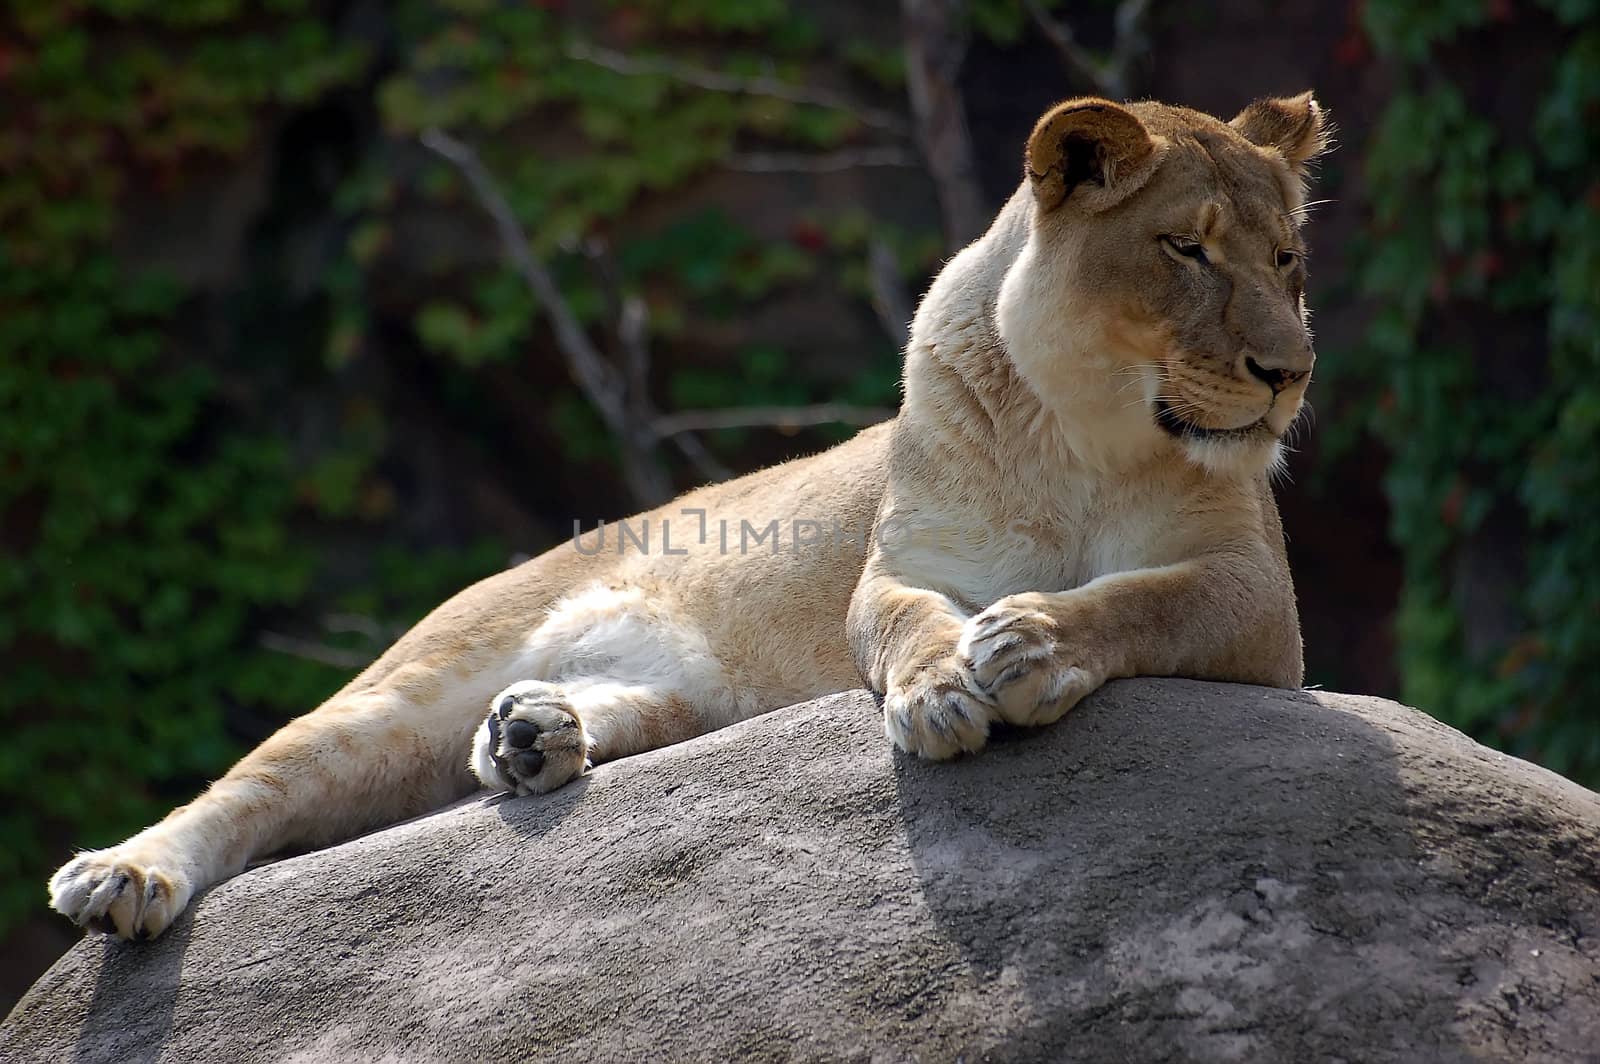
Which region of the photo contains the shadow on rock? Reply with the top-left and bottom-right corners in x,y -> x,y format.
892,678 -> 1600,1063
487,775 -> 595,839
28,918 -> 196,1064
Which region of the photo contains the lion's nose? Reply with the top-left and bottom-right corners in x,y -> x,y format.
1244,355 -> 1310,394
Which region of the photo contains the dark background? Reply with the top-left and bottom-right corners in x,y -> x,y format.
3,0 -> 1596,1009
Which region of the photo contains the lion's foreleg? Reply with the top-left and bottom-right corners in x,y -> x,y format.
846,563 -> 995,760
960,554 -> 1303,728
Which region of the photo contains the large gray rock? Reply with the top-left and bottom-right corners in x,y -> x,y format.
5,680 -> 1599,1063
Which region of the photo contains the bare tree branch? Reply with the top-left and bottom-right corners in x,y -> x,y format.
1024,0 -> 1152,100
321,613 -> 393,643
580,235 -> 733,484
668,430 -> 734,482
579,236 -> 650,411
424,129 -> 900,499
1024,0 -> 1102,90
867,237 -> 913,350
724,147 -> 918,173
619,294 -> 651,403
566,41 -> 909,136
1106,0 -> 1154,98
900,0 -> 989,249
260,633 -> 373,672
653,403 -> 894,437
421,127 -> 674,506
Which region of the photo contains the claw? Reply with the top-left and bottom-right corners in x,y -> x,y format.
942,693 -> 977,725
973,611 -> 1007,636
995,661 -> 1032,689
985,633 -> 1025,657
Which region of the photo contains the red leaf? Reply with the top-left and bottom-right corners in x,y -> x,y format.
789,221 -> 826,252
1440,479 -> 1467,527
1333,31 -> 1369,67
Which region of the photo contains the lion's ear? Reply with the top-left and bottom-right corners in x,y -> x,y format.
1230,91 -> 1331,176
1025,98 -> 1161,213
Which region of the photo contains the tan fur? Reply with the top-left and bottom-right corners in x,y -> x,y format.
50,93 -> 1329,939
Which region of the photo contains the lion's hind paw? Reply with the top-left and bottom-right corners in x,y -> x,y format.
473,681 -> 590,796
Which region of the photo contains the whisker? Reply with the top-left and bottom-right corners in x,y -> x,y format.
1110,364 -> 1161,385
1268,446 -> 1296,488
1109,364 -> 1166,399
1130,394 -> 1209,417
1124,392 -> 1187,411
1284,198 -> 1336,221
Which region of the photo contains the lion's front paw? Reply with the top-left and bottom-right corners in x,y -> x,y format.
473,681 -> 590,796
883,658 -> 993,760
49,843 -> 194,940
959,594 -> 1098,727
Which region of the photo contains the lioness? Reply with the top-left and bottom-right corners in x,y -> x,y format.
51,93 -> 1327,940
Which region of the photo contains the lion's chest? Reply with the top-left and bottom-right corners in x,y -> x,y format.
883,483 -> 1176,611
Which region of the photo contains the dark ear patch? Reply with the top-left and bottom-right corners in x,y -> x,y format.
1025,98 -> 1162,213
1059,133 -> 1105,191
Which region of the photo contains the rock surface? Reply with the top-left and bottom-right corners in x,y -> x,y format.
5,680 -> 1600,1063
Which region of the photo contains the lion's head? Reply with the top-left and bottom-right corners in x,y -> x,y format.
995,92 -> 1331,477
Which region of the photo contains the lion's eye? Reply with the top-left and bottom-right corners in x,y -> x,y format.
1275,248 -> 1299,269
1162,236 -> 1208,263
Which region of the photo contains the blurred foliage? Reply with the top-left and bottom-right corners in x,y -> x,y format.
0,0 -> 366,932
1339,0 -> 1600,780
0,0 -> 913,935
331,0 -> 914,442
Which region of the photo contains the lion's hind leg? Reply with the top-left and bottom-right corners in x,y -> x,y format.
472,679 -> 713,795
470,581 -> 741,796
50,683 -> 484,939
